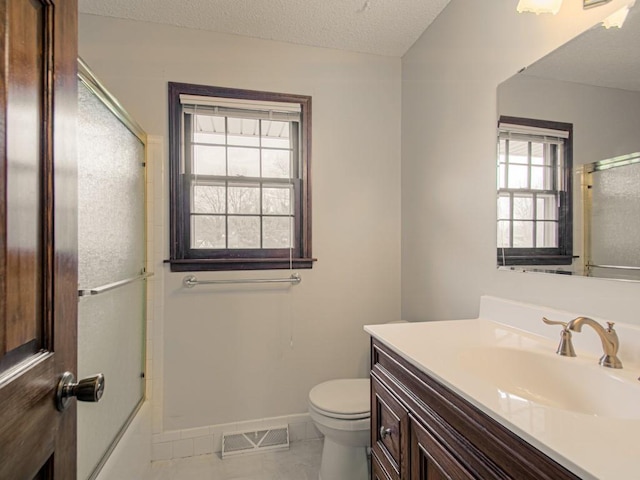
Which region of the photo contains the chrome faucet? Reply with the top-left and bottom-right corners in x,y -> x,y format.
565,317 -> 622,369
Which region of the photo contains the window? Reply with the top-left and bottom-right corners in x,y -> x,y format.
497,116 -> 573,266
168,83 -> 313,271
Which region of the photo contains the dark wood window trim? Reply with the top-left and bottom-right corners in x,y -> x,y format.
168,82 -> 314,271
497,116 -> 573,266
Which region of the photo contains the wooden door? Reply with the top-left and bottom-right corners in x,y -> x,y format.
0,0 -> 78,478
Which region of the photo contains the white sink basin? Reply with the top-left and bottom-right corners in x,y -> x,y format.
456,347 -> 640,419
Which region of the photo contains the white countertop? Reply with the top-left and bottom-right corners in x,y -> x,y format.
365,299 -> 640,480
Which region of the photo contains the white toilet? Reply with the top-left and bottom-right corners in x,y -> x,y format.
308,378 -> 370,480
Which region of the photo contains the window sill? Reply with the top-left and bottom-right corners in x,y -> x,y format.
166,258 -> 316,272
497,254 -> 574,266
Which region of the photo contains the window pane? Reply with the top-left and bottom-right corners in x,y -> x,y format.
531,166 -> 552,190
263,217 -> 293,248
228,134 -> 260,147
497,220 -> 511,248
193,184 -> 225,213
508,141 -> 529,164
513,221 -> 533,247
531,142 -> 545,165
555,145 -> 564,182
194,115 -> 225,144
513,195 -> 533,220
537,221 -> 558,248
192,216 -> 225,249
194,132 -> 225,144
497,194 -> 510,220
228,117 -> 260,147
498,139 -> 507,164
262,120 -> 290,148
536,195 -> 557,220
498,163 -> 506,189
228,216 -> 260,248
263,187 -> 291,215
194,145 -> 225,175
262,150 -> 291,178
228,185 -> 259,214
498,139 -> 507,187
507,164 -> 528,188
228,147 -> 260,177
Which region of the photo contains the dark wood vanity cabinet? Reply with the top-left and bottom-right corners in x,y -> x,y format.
370,339 -> 581,480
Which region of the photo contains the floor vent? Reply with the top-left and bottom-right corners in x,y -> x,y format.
221,425 -> 289,458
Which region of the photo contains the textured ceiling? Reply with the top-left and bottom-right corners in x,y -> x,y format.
78,0 -> 452,57
522,5 -> 640,92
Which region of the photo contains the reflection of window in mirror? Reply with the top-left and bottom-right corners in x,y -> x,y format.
497,116 -> 573,266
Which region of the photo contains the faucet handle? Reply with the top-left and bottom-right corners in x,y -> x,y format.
542,317 -> 576,357
542,317 -> 568,328
606,321 -> 616,331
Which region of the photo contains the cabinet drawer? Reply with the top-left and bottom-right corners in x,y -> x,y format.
371,373 -> 409,479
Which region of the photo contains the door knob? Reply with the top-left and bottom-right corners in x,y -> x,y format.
56,372 -> 105,411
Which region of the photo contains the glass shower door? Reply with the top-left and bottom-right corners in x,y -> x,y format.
77,59 -> 148,480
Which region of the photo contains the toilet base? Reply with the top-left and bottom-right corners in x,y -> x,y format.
319,436 -> 369,480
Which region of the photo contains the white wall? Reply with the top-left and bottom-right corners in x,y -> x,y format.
401,0 -> 640,323
79,15 -> 401,432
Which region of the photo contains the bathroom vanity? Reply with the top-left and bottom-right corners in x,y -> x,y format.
365,296 -> 640,480
369,339 -> 578,479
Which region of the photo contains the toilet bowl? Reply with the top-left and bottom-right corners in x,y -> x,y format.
308,378 -> 370,480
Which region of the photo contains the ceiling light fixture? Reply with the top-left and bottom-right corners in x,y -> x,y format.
601,0 -> 635,27
517,0 -> 564,15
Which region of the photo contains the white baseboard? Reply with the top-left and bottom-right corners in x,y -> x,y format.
151,413 -> 322,461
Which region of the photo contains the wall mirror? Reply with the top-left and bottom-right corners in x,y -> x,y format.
497,5 -> 640,281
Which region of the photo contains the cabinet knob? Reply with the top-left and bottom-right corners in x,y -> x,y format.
380,426 -> 392,439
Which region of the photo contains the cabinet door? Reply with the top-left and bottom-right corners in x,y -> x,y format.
410,417 -> 475,480
372,374 -> 409,479
372,452 -> 393,480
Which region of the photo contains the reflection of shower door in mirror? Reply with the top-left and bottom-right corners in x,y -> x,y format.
584,154 -> 640,281
77,60 -> 148,480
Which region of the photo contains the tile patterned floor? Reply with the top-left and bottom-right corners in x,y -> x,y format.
146,439 -> 322,480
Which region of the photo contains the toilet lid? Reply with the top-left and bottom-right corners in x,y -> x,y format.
308,379 -> 370,417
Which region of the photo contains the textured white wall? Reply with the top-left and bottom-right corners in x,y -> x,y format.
401,0 -> 640,323
79,15 -> 401,431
